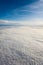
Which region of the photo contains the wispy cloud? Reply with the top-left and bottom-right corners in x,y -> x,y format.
10,0 -> 43,20
0,19 -> 43,27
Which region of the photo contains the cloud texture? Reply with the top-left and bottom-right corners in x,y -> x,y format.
0,25 -> 43,65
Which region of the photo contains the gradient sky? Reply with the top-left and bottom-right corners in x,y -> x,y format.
0,0 -> 43,21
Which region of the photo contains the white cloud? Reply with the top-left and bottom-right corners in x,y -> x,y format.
0,25 -> 43,65
0,19 -> 43,27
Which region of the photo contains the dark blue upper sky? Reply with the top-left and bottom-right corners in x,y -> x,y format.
0,0 -> 42,21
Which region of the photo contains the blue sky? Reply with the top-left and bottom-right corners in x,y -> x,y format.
0,0 -> 43,21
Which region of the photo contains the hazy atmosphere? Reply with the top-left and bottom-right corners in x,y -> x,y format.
0,0 -> 43,65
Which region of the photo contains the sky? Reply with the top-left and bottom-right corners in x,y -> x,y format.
0,0 -> 43,22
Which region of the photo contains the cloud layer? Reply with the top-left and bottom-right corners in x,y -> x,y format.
0,25 -> 43,65
0,20 -> 43,26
